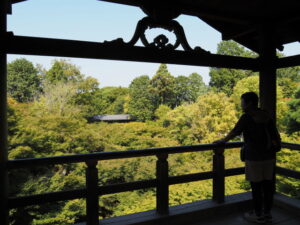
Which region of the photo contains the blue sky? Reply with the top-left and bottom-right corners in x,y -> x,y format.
7,0 -> 300,87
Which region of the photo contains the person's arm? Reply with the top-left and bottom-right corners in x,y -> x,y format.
267,119 -> 281,148
214,129 -> 240,143
213,114 -> 246,144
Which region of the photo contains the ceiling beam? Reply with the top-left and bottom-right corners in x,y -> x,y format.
11,0 -> 28,4
3,34 -> 258,70
100,0 -> 253,25
222,28 -> 257,41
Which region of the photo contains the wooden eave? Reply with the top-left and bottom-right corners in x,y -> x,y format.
98,0 -> 300,53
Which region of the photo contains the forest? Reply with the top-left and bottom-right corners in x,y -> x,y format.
7,41 -> 300,225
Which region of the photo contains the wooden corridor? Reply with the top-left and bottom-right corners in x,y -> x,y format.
75,193 -> 300,225
190,207 -> 300,225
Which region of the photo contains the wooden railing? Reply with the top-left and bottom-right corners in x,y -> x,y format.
6,142 -> 300,225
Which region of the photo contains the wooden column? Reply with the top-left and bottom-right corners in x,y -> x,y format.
259,24 -> 277,122
259,24 -> 277,194
213,147 -> 225,203
0,1 -> 8,224
86,160 -> 99,225
156,153 -> 169,214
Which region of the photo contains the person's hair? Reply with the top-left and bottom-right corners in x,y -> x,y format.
241,92 -> 259,107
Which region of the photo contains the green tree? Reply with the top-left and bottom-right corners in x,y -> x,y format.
231,75 -> 288,131
150,64 -> 176,107
73,77 -> 101,116
173,73 -> 208,106
190,92 -> 238,144
209,41 -> 257,95
174,75 -> 190,106
89,87 -> 129,115
45,59 -> 84,84
37,81 -> 82,117
128,75 -> 156,121
163,92 -> 238,145
7,58 -> 41,102
276,52 -> 300,98
188,73 -> 208,100
278,77 -> 299,99
285,87 -> 300,134
277,59 -> 300,84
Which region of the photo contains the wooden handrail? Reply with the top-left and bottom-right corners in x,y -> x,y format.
7,142 -> 243,169
281,142 -> 300,151
276,166 -> 300,180
7,142 -> 298,170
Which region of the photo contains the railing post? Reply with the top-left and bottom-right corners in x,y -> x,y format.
86,160 -> 99,225
213,146 -> 225,203
156,153 -> 169,214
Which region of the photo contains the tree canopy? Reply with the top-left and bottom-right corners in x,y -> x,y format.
209,41 -> 257,95
45,59 -> 84,84
8,58 -> 42,102
285,87 -> 300,134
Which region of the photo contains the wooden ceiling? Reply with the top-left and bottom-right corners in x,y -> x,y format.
98,0 -> 300,53
10,0 -> 300,53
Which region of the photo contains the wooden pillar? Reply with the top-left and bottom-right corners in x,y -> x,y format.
0,1 -> 8,224
86,160 -> 99,225
213,147 -> 225,203
259,24 -> 277,122
156,153 -> 169,214
259,24 -> 278,193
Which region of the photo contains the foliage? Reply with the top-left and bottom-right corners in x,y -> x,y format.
128,65 -> 207,121
285,88 -> 300,134
45,59 -> 84,84
276,133 -> 300,199
6,57 -> 300,224
209,41 -> 257,95
231,75 -> 288,131
163,92 -> 237,145
190,92 -> 238,143
174,73 -> 208,106
150,64 -> 176,107
8,58 -> 42,102
128,75 -> 157,121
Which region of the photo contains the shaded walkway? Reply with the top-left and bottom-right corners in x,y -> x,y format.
190,206 -> 300,225
76,193 -> 300,225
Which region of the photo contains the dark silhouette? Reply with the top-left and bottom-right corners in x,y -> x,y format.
214,92 -> 281,224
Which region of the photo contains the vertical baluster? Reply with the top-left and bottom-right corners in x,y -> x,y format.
86,160 -> 99,225
156,153 -> 169,214
213,147 -> 225,203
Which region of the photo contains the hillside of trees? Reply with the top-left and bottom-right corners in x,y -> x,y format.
7,41 -> 300,225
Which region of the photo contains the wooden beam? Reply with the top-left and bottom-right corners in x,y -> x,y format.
277,54 -> 300,68
11,0 -> 28,4
100,0 -> 252,25
281,142 -> 300,151
259,24 -> 277,121
168,171 -> 213,185
8,189 -> 86,208
8,142 -> 243,169
276,166 -> 300,180
99,179 -> 157,195
222,28 -> 256,41
4,34 -> 258,70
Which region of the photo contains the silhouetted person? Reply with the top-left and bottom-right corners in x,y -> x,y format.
214,92 -> 281,224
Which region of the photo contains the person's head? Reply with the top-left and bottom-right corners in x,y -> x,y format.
241,92 -> 259,112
